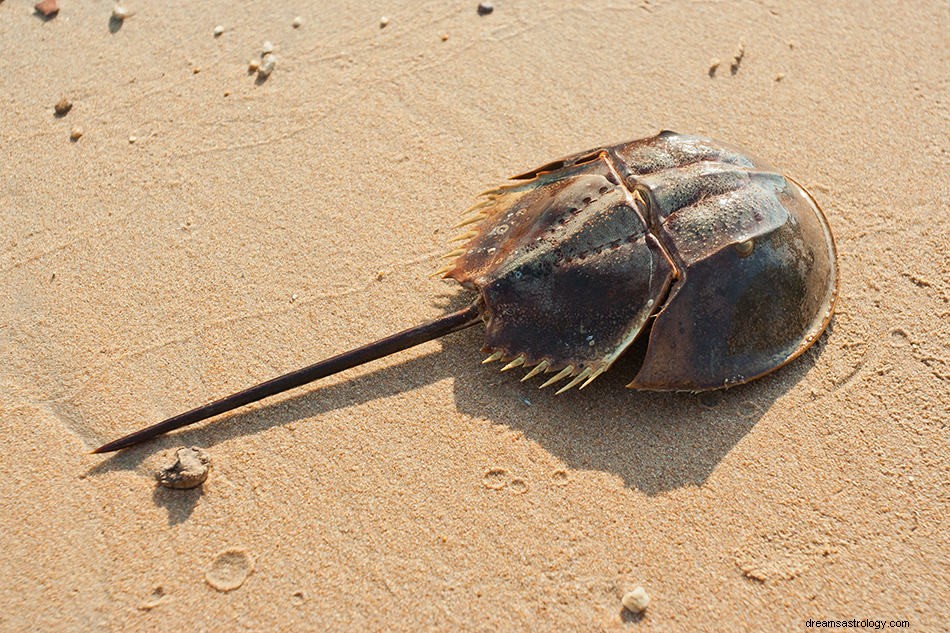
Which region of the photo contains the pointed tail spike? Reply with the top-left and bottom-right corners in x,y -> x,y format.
454,213 -> 487,229
461,198 -> 494,215
500,355 -> 526,372
482,350 -> 504,364
456,204 -> 490,221
521,360 -> 549,382
441,248 -> 467,260
431,264 -> 454,278
579,365 -> 606,390
448,230 -> 479,243
539,365 -> 574,389
555,367 -> 593,395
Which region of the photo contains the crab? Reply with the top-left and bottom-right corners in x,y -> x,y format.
94,131 -> 837,454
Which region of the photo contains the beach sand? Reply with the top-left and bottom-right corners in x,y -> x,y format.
1,1 -> 947,630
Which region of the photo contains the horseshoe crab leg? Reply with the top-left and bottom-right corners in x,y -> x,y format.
92,302 -> 482,453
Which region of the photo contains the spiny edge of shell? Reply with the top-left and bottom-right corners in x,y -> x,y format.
435,192 -> 501,277
446,182 -> 615,394
481,351 -> 611,394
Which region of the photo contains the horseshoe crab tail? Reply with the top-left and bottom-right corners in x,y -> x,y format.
92,302 -> 483,454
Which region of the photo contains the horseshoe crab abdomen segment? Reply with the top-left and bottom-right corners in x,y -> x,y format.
446,157 -> 675,380
627,173 -> 838,390
448,159 -> 621,287
478,226 -> 673,375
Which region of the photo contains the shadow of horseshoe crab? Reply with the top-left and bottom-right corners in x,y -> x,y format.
449,320 -> 820,495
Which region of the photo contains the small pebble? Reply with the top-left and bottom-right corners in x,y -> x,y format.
69,126 -> 84,141
708,58 -> 721,78
622,586 -> 650,614
262,40 -> 275,54
213,25 -> 224,37
34,0 -> 59,17
128,135 -> 137,144
248,59 -> 260,72
379,16 -> 389,28
258,53 -> 277,77
54,96 -> 72,116
775,72 -> 785,82
440,33 -> 449,42
156,446 -> 211,489
112,4 -> 130,21
292,16 -> 303,28
477,2 -> 494,16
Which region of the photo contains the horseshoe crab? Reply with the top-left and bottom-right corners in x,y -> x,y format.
94,131 -> 837,453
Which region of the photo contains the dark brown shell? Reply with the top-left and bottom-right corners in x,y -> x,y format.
442,131 -> 838,392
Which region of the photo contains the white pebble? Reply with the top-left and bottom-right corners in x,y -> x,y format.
379,16 -> 389,28
112,4 -> 130,20
262,40 -> 274,54
621,586 -> 650,613
248,58 -> 260,72
292,16 -> 302,28
258,53 -> 276,77
213,25 -> 224,37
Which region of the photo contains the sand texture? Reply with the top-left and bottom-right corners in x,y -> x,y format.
1,1 -> 947,631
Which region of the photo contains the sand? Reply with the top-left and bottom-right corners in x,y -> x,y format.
1,1 -> 947,631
